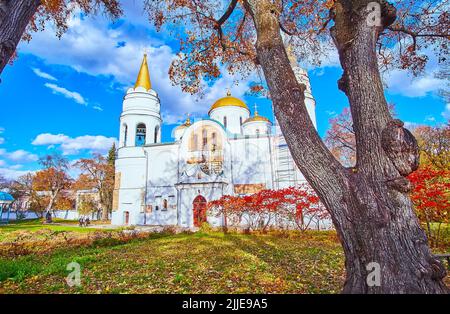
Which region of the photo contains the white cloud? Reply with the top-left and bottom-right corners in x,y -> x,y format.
93,106 -> 103,111
383,39 -> 448,99
0,167 -> 30,180
19,12 -> 254,123
0,149 -> 39,163
3,149 -> 39,162
44,83 -> 87,105
404,121 -> 419,130
425,115 -> 436,122
32,133 -> 69,145
0,160 -> 5,167
32,133 -> 118,155
0,127 -> 4,134
384,70 -> 446,98
32,67 -> 57,81
0,137 -> 4,145
443,103 -> 450,120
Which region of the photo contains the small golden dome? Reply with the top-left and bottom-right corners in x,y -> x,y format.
175,116 -> 192,130
244,115 -> 271,124
208,91 -> 249,114
244,104 -> 271,124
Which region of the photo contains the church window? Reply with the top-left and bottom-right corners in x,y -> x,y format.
123,124 -> 128,147
256,129 -> 260,137
193,134 -> 199,151
154,125 -> 160,143
223,116 -> 227,128
240,117 -> 243,126
136,123 -> 146,146
202,129 -> 208,148
162,199 -> 168,211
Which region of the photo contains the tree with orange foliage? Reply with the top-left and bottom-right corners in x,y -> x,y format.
147,0 -> 449,293
0,0 -> 122,75
33,153 -> 72,214
413,123 -> 450,170
75,153 -> 114,221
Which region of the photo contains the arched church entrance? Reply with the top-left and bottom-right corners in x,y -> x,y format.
124,211 -> 130,225
193,195 -> 207,227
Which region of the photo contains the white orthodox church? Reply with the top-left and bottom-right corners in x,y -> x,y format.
111,53 -> 318,228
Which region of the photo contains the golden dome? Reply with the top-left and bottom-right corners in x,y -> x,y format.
244,104 -> 271,124
175,116 -> 192,130
134,54 -> 152,91
208,91 -> 249,114
244,115 -> 271,124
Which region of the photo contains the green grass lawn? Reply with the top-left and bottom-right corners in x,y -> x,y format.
0,229 -> 345,294
0,220 -> 448,294
0,219 -> 116,242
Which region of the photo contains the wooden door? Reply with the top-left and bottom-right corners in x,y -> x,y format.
193,195 -> 207,227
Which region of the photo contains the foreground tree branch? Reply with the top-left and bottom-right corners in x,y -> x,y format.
0,0 -> 40,76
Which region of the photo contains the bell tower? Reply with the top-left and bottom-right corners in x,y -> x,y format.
118,54 -> 162,148
112,54 -> 163,226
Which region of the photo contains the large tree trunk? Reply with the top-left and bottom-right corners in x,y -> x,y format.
0,0 -> 40,76
245,0 -> 448,293
101,204 -> 109,221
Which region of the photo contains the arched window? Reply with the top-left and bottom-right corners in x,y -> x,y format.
202,128 -> 208,149
256,129 -> 260,137
193,134 -> 198,151
136,123 -> 146,146
123,124 -> 128,147
211,132 -> 217,152
163,199 -> 168,210
154,125 -> 159,143
239,117 -> 243,126
223,116 -> 227,128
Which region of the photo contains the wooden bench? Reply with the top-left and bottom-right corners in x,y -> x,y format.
435,254 -> 450,270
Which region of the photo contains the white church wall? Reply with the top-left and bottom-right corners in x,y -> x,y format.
209,106 -> 250,135
242,121 -> 271,136
112,147 -> 147,225
230,136 -> 274,191
122,88 -> 160,114
177,183 -> 230,228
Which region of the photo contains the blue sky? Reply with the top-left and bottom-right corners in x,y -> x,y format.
0,1 -> 448,179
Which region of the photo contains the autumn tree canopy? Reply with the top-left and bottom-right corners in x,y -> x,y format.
75,152 -> 115,221
33,154 -> 72,213
144,0 -> 449,94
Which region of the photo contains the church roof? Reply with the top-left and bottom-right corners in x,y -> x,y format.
244,115 -> 271,124
175,116 -> 192,130
208,91 -> 249,114
244,105 -> 271,124
0,192 -> 14,204
134,54 -> 152,91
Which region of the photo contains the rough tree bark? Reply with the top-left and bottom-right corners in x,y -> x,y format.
244,0 -> 448,293
0,0 -> 40,76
